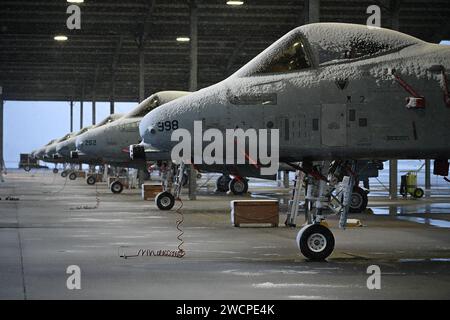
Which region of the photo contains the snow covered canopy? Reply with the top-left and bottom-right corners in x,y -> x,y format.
235,23 -> 424,77
125,96 -> 160,118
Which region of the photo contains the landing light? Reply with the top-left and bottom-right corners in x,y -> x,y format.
176,37 -> 190,42
67,0 -> 84,3
227,1 -> 244,5
54,35 -> 68,41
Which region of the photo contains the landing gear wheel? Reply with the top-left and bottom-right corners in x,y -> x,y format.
297,224 -> 335,261
86,175 -> 96,185
110,180 -> 123,194
69,172 -> 77,180
155,191 -> 175,211
229,177 -> 248,195
215,175 -> 231,192
349,186 -> 368,213
61,171 -> 67,178
23,166 -> 31,172
53,168 -> 58,174
413,187 -> 424,198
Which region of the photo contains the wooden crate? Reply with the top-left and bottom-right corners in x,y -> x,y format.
230,200 -> 279,227
141,184 -> 164,200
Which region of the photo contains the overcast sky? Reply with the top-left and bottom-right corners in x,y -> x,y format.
3,100 -> 137,167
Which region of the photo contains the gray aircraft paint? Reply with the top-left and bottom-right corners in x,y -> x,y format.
75,91 -> 190,168
139,23 -> 450,169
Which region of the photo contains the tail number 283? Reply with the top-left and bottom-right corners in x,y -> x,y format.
157,120 -> 179,132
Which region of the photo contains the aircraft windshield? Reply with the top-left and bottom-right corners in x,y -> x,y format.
233,23 -> 423,77
95,115 -> 118,127
125,96 -> 160,118
74,126 -> 92,136
301,23 -> 423,65
236,33 -> 312,76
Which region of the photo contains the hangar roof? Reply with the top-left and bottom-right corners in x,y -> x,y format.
1,0 -> 449,102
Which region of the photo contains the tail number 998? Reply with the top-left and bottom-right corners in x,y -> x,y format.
157,120 -> 179,132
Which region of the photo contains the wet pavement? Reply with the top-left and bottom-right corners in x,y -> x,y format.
0,169 -> 449,299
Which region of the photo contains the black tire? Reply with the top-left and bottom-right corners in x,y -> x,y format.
86,175 -> 96,185
61,171 -> 67,178
69,172 -> 77,180
155,191 -> 175,211
53,168 -> 59,174
215,175 -> 231,192
413,188 -> 424,198
349,186 -> 368,213
296,224 -> 335,261
110,180 -> 123,194
229,177 -> 248,195
23,166 -> 31,172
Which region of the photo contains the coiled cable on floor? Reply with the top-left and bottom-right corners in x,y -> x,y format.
43,174 -> 68,194
119,197 -> 185,259
69,181 -> 100,210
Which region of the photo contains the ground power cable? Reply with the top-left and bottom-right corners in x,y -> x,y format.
119,197 -> 185,259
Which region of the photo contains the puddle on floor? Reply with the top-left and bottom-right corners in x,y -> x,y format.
396,216 -> 450,228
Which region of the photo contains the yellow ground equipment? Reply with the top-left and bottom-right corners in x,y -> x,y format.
400,171 -> 424,198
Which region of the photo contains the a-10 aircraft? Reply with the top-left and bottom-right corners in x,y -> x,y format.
72,91 -> 190,193
133,23 -> 450,260
31,113 -> 123,176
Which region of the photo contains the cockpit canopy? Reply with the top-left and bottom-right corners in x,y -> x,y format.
125,95 -> 160,118
93,113 -> 123,127
124,91 -> 191,119
235,23 -> 424,77
74,125 -> 93,137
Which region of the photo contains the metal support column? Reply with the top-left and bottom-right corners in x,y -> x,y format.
189,0 -> 198,92
80,84 -> 84,130
389,160 -> 398,199
187,0 -> 198,200
304,0 -> 320,24
70,100 -> 74,132
92,65 -> 98,125
0,86 -> 4,181
139,44 -> 145,103
110,70 -> 115,114
425,159 -> 431,190
390,0 -> 400,31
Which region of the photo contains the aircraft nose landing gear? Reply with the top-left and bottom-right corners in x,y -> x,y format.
296,224 -> 335,261
155,191 -> 175,210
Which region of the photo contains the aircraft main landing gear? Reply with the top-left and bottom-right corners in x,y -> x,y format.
229,177 -> 249,195
215,175 -> 231,192
86,175 -> 96,185
349,186 -> 368,213
110,180 -> 123,194
286,160 -> 357,261
155,191 -> 175,210
69,172 -> 77,180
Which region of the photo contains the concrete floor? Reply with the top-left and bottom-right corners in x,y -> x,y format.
1,169 -> 449,300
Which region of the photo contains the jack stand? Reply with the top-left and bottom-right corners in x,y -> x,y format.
285,169 -> 304,227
